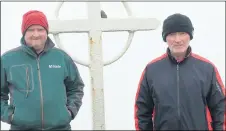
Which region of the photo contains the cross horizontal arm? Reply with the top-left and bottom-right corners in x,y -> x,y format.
48,18 -> 160,34
100,18 -> 159,32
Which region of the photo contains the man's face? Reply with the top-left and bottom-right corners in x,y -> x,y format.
24,25 -> 47,52
166,32 -> 190,56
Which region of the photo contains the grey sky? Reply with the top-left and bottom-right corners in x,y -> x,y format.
1,2 -> 225,130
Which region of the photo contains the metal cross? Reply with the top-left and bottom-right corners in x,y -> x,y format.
48,2 -> 160,130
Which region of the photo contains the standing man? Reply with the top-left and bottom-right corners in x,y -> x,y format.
1,10 -> 85,130
134,13 -> 225,130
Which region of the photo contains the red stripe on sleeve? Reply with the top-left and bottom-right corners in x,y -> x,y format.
192,53 -> 225,130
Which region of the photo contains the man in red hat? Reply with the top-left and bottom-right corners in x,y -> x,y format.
1,10 -> 85,130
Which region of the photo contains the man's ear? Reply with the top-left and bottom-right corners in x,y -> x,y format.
191,31 -> 194,40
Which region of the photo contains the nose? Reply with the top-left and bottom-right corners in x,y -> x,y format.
32,30 -> 39,37
174,33 -> 181,42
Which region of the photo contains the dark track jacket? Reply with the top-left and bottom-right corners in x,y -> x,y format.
135,46 -> 225,130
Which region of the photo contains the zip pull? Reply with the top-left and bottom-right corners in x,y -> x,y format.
26,67 -> 30,98
37,58 -> 40,70
26,92 -> 28,98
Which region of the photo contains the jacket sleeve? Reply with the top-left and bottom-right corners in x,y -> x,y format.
206,66 -> 225,130
1,58 -> 14,124
64,55 -> 85,120
135,66 -> 154,130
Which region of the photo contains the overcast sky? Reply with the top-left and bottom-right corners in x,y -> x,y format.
1,2 -> 225,130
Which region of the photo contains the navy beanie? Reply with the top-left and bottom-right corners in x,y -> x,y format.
162,13 -> 194,42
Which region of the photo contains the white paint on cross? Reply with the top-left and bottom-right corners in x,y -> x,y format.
48,2 -> 160,130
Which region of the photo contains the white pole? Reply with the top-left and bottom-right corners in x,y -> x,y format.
49,2 -> 160,130
87,2 -> 105,130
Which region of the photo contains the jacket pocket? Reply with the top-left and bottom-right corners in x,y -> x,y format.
44,104 -> 72,128
9,106 -> 40,127
10,64 -> 34,95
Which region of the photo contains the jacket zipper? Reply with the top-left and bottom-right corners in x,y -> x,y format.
37,57 -> 44,130
176,64 -> 180,119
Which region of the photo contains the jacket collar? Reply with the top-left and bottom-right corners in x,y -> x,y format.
167,46 -> 192,64
21,36 -> 55,58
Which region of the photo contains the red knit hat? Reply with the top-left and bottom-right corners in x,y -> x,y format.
21,10 -> 49,35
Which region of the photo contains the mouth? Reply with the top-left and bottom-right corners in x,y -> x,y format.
31,39 -> 42,43
175,45 -> 183,47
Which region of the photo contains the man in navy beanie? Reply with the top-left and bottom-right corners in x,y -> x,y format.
135,13 -> 225,130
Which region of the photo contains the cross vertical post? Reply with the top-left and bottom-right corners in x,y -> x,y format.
49,2 -> 160,130
87,2 -> 105,130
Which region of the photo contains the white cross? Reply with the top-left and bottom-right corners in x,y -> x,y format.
48,2 -> 160,130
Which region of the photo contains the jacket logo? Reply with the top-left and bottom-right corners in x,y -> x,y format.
216,82 -> 223,95
49,65 -> 61,68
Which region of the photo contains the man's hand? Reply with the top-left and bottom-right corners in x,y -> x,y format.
10,113 -> 14,123
67,110 -> 72,118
